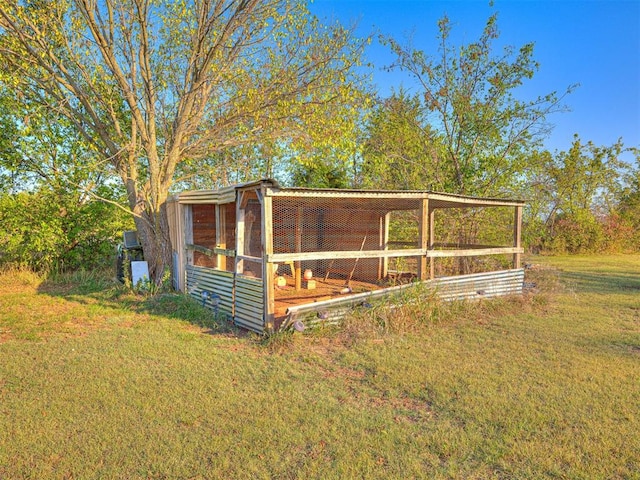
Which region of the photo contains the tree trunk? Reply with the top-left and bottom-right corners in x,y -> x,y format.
133,203 -> 173,285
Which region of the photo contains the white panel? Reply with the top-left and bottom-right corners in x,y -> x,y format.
131,261 -> 149,285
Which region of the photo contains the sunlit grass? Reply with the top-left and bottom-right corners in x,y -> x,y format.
0,256 -> 639,478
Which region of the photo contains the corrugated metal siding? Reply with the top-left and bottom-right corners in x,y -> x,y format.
433,269 -> 525,301
185,266 -> 265,332
166,200 -> 186,292
284,269 -> 525,329
186,265 -> 234,317
234,276 -> 264,332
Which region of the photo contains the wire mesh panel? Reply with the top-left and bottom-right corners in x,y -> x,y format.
238,197 -> 263,279
219,203 -> 236,273
271,195 -> 424,318
192,204 -> 216,268
430,206 -> 515,275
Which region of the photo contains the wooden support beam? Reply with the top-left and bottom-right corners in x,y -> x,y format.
513,205 -> 523,269
262,195 -> 275,332
427,247 -> 523,258
378,213 -> 390,280
268,248 -> 426,263
184,205 -> 194,267
429,207 -> 435,280
215,204 -> 226,270
186,244 -> 236,258
295,206 -> 302,291
268,245 -> 523,264
418,198 -> 429,280
236,195 -> 245,275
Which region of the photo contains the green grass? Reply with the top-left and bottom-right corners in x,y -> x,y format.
0,256 -> 639,479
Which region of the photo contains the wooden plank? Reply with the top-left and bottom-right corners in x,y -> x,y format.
262,194 -> 275,331
295,206 -> 302,291
427,193 -> 525,208
427,247 -> 523,258
267,189 -> 428,200
236,199 -> 245,275
513,205 -> 523,269
428,207 -> 435,280
268,246 -> 523,263
268,249 -> 426,263
418,198 -> 428,280
185,244 -> 236,258
266,188 -> 525,208
432,242 -> 513,249
215,204 -> 225,270
184,205 -> 194,267
378,213 -> 389,279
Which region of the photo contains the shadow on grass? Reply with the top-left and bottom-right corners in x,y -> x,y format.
36,272 -> 241,337
561,271 -> 640,294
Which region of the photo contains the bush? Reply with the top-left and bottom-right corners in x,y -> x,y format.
0,189 -> 132,273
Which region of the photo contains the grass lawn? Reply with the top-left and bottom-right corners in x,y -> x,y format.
0,256 -> 639,479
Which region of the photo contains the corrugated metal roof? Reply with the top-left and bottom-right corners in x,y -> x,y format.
169,178 -> 525,208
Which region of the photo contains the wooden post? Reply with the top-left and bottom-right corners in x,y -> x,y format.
236,196 -> 245,275
215,204 -> 226,271
184,205 -> 194,267
262,195 -> 275,332
378,213 -> 390,280
428,207 -> 436,280
167,200 -> 187,291
418,198 -> 429,280
513,205 -> 523,269
295,206 -> 302,291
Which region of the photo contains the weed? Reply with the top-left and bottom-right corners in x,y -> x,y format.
0,266 -> 42,290
140,292 -> 236,334
46,268 -> 117,294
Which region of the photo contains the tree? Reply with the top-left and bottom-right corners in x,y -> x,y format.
0,86 -> 133,272
0,0 -> 367,281
0,88 -> 21,191
361,89 -> 447,190
528,136 -> 630,253
618,150 -> 640,250
372,13 -> 573,197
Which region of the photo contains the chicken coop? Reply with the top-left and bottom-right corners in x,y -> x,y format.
166,179 -> 525,333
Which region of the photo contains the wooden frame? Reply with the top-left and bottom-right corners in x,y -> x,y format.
166,179 -> 526,334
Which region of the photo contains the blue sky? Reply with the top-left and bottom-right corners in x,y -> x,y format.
310,0 -> 640,162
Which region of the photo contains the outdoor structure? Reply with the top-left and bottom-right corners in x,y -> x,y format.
166,179 -> 525,333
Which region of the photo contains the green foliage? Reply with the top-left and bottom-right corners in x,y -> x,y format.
132,267 -> 172,296
0,0 -> 370,280
361,90 -> 447,190
368,13 -> 572,196
525,136 -> 635,254
0,80 -> 133,273
290,159 -> 352,188
617,149 -> 640,250
0,189 -> 132,273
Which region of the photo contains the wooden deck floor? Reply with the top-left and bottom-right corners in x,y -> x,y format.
273,275 -> 390,318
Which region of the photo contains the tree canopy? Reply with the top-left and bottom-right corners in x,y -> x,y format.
0,3 -> 637,276
362,13 -> 573,196
0,0 -> 369,279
